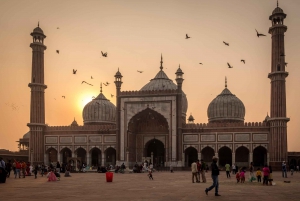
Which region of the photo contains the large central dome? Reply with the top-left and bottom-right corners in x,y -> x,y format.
140,56 -> 188,117
82,88 -> 116,125
207,82 -> 245,123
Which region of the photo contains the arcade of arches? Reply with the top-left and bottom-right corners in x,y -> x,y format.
45,147 -> 116,167
127,108 -> 169,166
184,146 -> 268,167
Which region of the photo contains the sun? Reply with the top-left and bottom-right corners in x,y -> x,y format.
79,96 -> 94,110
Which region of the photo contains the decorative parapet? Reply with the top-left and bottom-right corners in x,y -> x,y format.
184,121 -> 268,129
119,89 -> 177,96
46,124 -> 116,131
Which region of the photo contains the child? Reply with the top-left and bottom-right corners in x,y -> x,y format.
148,169 -> 153,180
240,169 -> 245,183
262,164 -> 270,185
236,171 -> 240,183
256,168 -> 262,182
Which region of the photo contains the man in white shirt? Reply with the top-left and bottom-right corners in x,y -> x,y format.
191,160 -> 199,183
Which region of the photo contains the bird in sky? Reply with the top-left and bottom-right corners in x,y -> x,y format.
82,81 -> 93,86
227,63 -> 233,68
56,50 -> 59,54
185,34 -> 191,39
255,29 -> 266,37
223,41 -> 229,46
103,83 -> 108,86
57,27 -> 59,29
62,96 -> 65,99
91,76 -> 93,79
73,69 -> 77,74
101,51 -> 107,57
106,82 -> 110,85
285,62 -> 288,67
137,70 -> 143,73
199,63 -> 203,65
54,98 -> 56,100
111,94 -> 114,98
241,60 -> 245,64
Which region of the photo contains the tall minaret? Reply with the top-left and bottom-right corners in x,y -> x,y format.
27,23 -> 47,164
268,3 -> 289,168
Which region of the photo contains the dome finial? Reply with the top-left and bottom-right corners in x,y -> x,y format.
225,76 -> 227,88
100,82 -> 103,93
160,54 -> 163,70
38,21 -> 39,27
277,0 -> 279,7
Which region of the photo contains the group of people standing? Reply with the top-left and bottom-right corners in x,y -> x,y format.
191,159 -> 207,183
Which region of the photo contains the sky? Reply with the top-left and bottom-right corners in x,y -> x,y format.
1,0 -> 300,151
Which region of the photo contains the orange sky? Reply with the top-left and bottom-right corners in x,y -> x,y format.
1,0 -> 300,151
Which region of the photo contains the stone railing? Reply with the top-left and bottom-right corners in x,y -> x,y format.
184,121 -> 268,129
119,89 -> 177,96
46,124 -> 116,131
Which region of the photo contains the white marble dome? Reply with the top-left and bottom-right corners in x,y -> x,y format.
82,92 -> 116,125
140,64 -> 188,117
207,87 -> 245,123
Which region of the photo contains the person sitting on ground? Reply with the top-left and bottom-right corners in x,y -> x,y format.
47,170 -> 57,182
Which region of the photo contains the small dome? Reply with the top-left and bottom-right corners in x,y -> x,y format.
82,92 -> 116,125
71,118 -> 78,126
207,87 -> 245,123
264,113 -> 270,122
272,7 -> 284,15
140,62 -> 188,116
23,131 -> 30,139
33,26 -> 44,34
115,69 -> 122,77
187,114 -> 195,123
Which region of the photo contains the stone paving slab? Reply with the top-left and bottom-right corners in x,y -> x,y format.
1,171 -> 300,201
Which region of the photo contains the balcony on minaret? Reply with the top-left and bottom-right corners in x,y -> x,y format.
30,23 -> 46,45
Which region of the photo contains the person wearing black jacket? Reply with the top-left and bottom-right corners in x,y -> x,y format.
205,156 -> 221,196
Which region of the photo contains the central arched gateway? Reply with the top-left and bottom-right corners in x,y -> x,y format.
127,108 -> 169,167
145,139 -> 165,166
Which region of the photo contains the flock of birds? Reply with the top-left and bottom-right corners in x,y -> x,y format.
53,26 -> 288,101
186,29 -> 269,68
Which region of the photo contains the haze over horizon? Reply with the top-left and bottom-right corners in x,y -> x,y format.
1,0 -> 300,151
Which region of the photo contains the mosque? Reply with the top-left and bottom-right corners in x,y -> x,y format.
16,4 -> 295,170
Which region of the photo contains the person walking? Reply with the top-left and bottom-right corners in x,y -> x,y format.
14,160 -> 21,179
232,163 -> 236,174
225,162 -> 231,178
262,164 -> 270,185
282,161 -> 287,178
191,160 -> 199,183
196,160 -> 201,182
205,156 -> 221,196
0,157 -> 7,183
200,159 -> 206,183
5,160 -> 12,178
249,162 -> 254,182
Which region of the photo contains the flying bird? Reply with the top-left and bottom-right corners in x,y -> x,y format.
255,29 -> 266,37
223,41 -> 229,46
137,70 -> 143,73
241,60 -> 245,64
81,81 -> 93,86
57,27 -> 59,29
106,82 -> 110,85
73,69 -> 77,74
101,51 -> 107,57
56,50 -> 59,54
111,94 -> 114,98
185,34 -> 191,39
103,83 -> 108,86
91,76 -> 93,79
227,63 -> 233,68
199,63 -> 203,65
62,96 -> 65,99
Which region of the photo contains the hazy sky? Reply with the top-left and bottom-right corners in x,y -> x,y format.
1,0 -> 300,151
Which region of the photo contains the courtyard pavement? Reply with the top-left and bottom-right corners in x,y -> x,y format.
1,171 -> 300,201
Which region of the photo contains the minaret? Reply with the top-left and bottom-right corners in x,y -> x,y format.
268,3 -> 289,168
27,23 -> 47,164
175,64 -> 184,164
114,68 -> 123,161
